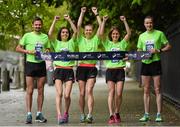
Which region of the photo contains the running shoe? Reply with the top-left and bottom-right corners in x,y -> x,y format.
85,115 -> 93,123
58,114 -> 64,124
26,114 -> 32,124
80,114 -> 86,123
35,112 -> 47,123
155,113 -> 163,122
108,115 -> 115,124
63,113 -> 69,123
114,113 -> 121,123
139,113 -> 150,122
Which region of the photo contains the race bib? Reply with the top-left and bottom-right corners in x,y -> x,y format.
145,40 -> 154,51
111,48 -> 120,63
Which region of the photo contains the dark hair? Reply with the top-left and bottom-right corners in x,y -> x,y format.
144,15 -> 154,22
108,26 -> 121,41
32,16 -> 43,24
57,27 -> 71,41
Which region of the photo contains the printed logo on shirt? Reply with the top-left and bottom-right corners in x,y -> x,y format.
60,48 -> 69,62
111,48 -> 120,63
60,48 -> 69,52
145,40 -> 154,51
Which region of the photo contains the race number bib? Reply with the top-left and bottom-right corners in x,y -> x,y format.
145,40 -> 154,51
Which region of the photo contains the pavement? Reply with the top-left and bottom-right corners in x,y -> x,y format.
0,77 -> 180,126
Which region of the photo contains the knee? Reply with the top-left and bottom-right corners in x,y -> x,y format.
27,89 -> 33,95
64,94 -> 70,100
144,87 -> 150,95
154,87 -> 161,95
26,87 -> 33,95
79,91 -> 85,98
87,88 -> 93,96
38,88 -> 44,95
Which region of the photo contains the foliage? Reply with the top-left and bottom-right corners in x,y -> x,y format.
0,0 -> 70,50
0,0 -> 180,50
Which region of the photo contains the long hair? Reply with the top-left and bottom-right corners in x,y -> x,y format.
57,27 -> 71,41
108,26 -> 121,41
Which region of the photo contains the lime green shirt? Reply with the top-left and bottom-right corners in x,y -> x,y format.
102,39 -> 128,68
77,35 -> 100,64
19,32 -> 50,63
52,39 -> 76,66
137,29 -> 168,64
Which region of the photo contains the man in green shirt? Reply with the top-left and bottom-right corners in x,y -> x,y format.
16,17 -> 50,124
137,16 -> 171,122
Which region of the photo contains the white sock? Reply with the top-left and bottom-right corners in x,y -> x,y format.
27,112 -> 32,115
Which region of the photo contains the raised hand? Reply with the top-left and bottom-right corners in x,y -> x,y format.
91,7 -> 98,15
103,15 -> 108,21
54,16 -> 60,21
64,14 -> 70,20
120,16 -> 126,22
81,7 -> 86,13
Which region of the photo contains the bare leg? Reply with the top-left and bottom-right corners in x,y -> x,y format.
37,76 -> 46,112
26,76 -> 34,113
64,81 -> 73,113
107,81 -> 115,116
78,80 -> 86,114
153,75 -> 162,113
86,78 -> 96,115
115,81 -> 124,113
55,80 -> 63,116
141,75 -> 151,113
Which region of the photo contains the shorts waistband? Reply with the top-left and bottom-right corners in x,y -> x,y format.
55,66 -> 73,69
107,67 -> 125,69
79,63 -> 96,67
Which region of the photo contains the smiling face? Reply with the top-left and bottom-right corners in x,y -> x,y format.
60,28 -> 69,41
111,29 -> 120,42
144,17 -> 154,32
32,20 -> 42,33
84,25 -> 93,39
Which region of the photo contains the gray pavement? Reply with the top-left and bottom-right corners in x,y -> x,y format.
0,77 -> 180,126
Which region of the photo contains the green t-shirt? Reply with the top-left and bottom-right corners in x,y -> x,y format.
77,34 -> 100,64
137,29 -> 168,64
102,39 -> 128,68
19,32 -> 50,63
52,39 -> 76,67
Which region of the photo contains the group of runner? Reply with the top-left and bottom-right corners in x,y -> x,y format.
16,6 -> 171,125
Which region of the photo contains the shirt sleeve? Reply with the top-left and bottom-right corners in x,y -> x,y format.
160,32 -> 168,45
137,35 -> 143,49
19,34 -> 27,46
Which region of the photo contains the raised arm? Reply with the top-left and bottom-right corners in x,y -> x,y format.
64,14 -> 77,39
77,7 -> 86,35
120,16 -> 131,41
91,7 -> 102,36
48,16 -> 60,40
100,15 -> 108,40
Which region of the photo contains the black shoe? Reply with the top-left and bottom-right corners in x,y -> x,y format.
35,113 -> 47,123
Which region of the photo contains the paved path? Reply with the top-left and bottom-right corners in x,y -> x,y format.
0,77 -> 179,126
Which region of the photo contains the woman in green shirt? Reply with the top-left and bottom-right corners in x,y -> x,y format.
48,14 -> 77,124
76,6 -> 101,123
100,15 -> 131,124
